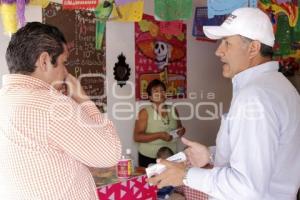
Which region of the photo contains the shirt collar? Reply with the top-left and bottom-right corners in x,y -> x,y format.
2,74 -> 54,90
232,61 -> 279,91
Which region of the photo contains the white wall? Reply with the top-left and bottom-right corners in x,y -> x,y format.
0,1 -> 232,165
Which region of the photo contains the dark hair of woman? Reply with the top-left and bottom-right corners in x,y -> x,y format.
146,79 -> 167,97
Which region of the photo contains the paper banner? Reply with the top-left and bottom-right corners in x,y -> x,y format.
259,0 -> 298,27
95,0 -> 114,49
62,0 -> 99,10
29,0 -> 50,8
154,0 -> 193,21
277,0 -> 293,3
112,0 -> 144,22
0,3 -> 18,35
192,7 -> 226,40
207,0 -> 257,18
115,0 -> 138,6
159,21 -> 183,36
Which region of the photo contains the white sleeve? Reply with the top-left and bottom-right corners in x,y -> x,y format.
208,146 -> 216,164
186,93 -> 279,199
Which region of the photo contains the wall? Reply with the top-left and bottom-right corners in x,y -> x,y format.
0,1 -> 232,165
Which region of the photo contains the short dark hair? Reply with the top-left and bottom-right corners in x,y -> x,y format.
6,22 -> 67,74
157,146 -> 174,159
260,43 -> 273,58
146,79 -> 166,97
240,35 -> 273,58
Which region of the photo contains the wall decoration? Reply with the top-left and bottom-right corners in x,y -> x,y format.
207,0 -> 257,18
43,2 -> 107,112
115,0 -> 139,6
29,0 -> 50,8
95,0 -> 114,49
0,0 -> 48,35
0,0 -> 31,35
159,20 -> 183,35
154,0 -> 193,21
111,0 -> 144,22
113,53 -> 131,87
62,0 -> 99,10
192,7 -> 226,41
0,3 -> 18,34
135,14 -> 187,100
259,0 -> 300,76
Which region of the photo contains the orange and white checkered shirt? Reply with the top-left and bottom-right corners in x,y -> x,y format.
0,74 -> 122,200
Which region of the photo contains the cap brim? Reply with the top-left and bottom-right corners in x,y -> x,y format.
203,26 -> 235,40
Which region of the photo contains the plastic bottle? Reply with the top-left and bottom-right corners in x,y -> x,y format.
125,148 -> 134,174
117,148 -> 134,178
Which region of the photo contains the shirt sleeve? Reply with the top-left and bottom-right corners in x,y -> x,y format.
208,146 -> 216,164
186,89 -> 280,199
48,98 -> 122,168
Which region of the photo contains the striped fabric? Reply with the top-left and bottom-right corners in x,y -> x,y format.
0,74 -> 122,200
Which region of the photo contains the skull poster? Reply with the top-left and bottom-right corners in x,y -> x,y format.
135,14 -> 187,100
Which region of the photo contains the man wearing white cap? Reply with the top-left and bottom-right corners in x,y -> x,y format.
148,7 -> 300,200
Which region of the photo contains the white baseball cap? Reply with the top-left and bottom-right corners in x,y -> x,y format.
203,7 -> 275,47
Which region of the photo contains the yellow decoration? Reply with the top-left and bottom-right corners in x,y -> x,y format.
0,4 -> 18,35
29,0 -> 50,8
259,1 -> 298,27
176,33 -> 185,41
112,0 -> 144,22
138,19 -> 151,32
149,22 -> 159,37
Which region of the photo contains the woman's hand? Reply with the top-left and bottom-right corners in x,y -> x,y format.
160,132 -> 173,142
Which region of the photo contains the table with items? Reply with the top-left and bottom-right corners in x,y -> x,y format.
91,167 -> 208,200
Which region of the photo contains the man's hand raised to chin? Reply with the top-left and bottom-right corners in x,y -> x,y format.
65,74 -> 90,104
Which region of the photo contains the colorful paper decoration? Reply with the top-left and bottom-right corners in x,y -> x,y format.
16,0 -> 28,26
112,0 -> 144,22
29,0 -> 50,8
159,20 -> 183,36
259,0 -> 298,27
62,0 -> 99,10
115,0 -> 138,6
192,7 -> 226,40
94,0 -> 114,49
259,0 -> 300,76
277,0 -> 293,3
207,0 -> 257,18
0,0 -> 51,35
1,0 -> 30,29
0,3 -> 18,35
154,0 -> 193,21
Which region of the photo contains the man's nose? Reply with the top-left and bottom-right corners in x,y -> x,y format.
215,44 -> 224,57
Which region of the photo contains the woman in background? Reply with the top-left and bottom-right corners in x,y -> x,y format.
134,79 -> 185,167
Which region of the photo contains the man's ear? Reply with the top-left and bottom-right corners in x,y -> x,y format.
35,52 -> 51,72
248,41 -> 261,59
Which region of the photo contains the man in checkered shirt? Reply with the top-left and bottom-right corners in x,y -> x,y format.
0,22 -> 121,200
